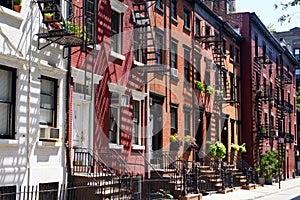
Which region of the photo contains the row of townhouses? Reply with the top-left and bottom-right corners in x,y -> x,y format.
0,0 -> 299,199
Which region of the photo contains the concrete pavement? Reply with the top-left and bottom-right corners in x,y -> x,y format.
202,177 -> 300,200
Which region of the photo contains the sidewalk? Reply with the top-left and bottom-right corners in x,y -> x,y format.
202,177 -> 300,200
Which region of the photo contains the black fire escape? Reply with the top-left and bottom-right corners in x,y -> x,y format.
36,0 -> 96,58
132,0 -> 165,73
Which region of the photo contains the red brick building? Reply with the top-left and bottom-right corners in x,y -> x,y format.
147,0 -> 243,165
228,12 -> 298,179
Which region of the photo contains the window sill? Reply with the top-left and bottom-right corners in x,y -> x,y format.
171,17 -> 178,25
184,26 -> 191,33
0,139 -> 21,147
110,51 -> 125,61
109,143 -> 124,149
0,5 -> 23,24
134,60 -> 144,66
155,6 -> 164,14
132,144 -> 145,150
36,140 -> 62,148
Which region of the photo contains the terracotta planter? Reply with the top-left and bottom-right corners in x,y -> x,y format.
13,5 -> 22,13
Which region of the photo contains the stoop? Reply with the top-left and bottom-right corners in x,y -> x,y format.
179,193 -> 202,200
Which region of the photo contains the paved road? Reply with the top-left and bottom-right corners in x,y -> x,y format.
258,187 -> 300,200
202,177 -> 300,200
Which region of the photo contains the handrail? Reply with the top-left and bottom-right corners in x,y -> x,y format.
137,151 -> 162,179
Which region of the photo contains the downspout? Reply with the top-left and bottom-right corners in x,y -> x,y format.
27,0 -> 34,190
65,47 -> 73,185
191,0 -> 195,160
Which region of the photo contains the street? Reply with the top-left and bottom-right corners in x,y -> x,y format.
258,187 -> 300,200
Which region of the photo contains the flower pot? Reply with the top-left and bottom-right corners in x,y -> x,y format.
13,5 -> 22,13
258,177 -> 265,185
265,177 -> 273,185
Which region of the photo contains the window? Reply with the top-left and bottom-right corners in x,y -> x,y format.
229,44 -> 234,62
195,53 -> 201,81
236,76 -> 240,102
171,0 -> 177,20
256,72 -> 260,91
0,185 -> 16,199
276,57 -> 279,73
156,0 -> 163,10
184,48 -> 190,83
195,17 -> 201,37
184,109 -> 190,136
109,92 -> 120,143
183,7 -> 190,30
294,48 -> 300,62
111,10 -> 122,53
0,66 -> 16,139
263,77 -> 266,97
133,28 -> 142,63
206,112 -> 211,141
230,73 -> 234,100
132,100 -> 140,145
205,25 -> 211,49
0,1 -> 13,10
171,40 -> 178,69
170,105 -> 178,135
230,119 -> 235,144
235,48 -> 240,64
40,76 -> 57,127
262,42 -> 266,61
156,32 -> 163,64
264,112 -> 268,125
270,82 -> 273,97
222,69 -> 227,97
214,67 -> 219,90
222,39 -> 226,54
39,182 -> 59,200
204,58 -> 211,85
255,35 -> 258,58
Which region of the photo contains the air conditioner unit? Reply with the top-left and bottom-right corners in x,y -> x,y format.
40,127 -> 60,140
171,68 -> 178,78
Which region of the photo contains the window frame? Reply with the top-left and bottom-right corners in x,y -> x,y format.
195,17 -> 201,38
40,76 -> 58,127
195,52 -> 201,81
183,7 -> 190,30
132,100 -> 141,145
184,109 -> 191,137
170,104 -> 178,135
0,65 -> 16,139
184,48 -> 190,83
171,0 -> 177,21
156,32 -> 163,64
171,39 -> 178,69
294,48 -> 300,62
111,10 -> 122,54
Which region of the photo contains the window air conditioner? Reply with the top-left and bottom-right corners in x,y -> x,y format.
40,127 -> 60,140
171,68 -> 178,78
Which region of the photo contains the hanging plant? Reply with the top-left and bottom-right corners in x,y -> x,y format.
207,141 -> 226,159
205,85 -> 214,95
195,80 -> 205,91
231,143 -> 246,153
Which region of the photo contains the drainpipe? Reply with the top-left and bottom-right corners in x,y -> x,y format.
65,47 -> 73,185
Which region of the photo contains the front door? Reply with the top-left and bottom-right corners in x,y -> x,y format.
72,101 -> 90,148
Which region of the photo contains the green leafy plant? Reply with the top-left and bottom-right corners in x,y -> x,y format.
255,150 -> 280,179
45,13 -> 54,18
231,143 -> 246,153
14,0 -> 22,5
205,85 -> 214,95
215,90 -> 223,98
184,135 -> 196,150
207,141 -> 226,159
170,133 -> 181,150
260,125 -> 266,134
195,80 -> 205,91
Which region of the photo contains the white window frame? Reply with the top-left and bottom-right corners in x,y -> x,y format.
0,66 -> 15,139
110,0 -> 127,59
131,90 -> 146,150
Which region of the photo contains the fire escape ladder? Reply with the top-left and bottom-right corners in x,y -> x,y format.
36,0 -> 96,57
132,0 -> 165,73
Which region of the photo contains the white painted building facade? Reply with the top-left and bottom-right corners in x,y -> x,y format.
0,0 -> 68,190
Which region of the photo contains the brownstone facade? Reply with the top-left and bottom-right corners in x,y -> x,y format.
147,0 -> 242,164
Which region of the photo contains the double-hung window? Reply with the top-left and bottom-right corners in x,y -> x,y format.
171,40 -> 178,69
0,66 -> 16,139
109,92 -> 120,144
195,53 -> 201,81
40,76 -> 57,127
156,32 -> 163,64
132,100 -> 140,145
195,17 -> 201,38
171,0 -> 177,20
134,27 -> 142,63
184,109 -> 190,136
184,48 -> 190,83
294,48 -> 300,62
111,10 -> 122,54
170,105 -> 178,135
183,7 -> 190,30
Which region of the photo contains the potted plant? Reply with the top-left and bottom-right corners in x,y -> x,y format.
255,150 -> 279,185
231,143 -> 246,153
13,0 -> 22,12
215,90 -> 223,99
45,13 -> 54,21
205,85 -> 214,95
207,141 -> 226,160
183,135 -> 196,151
195,80 -> 205,91
170,133 -> 181,151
